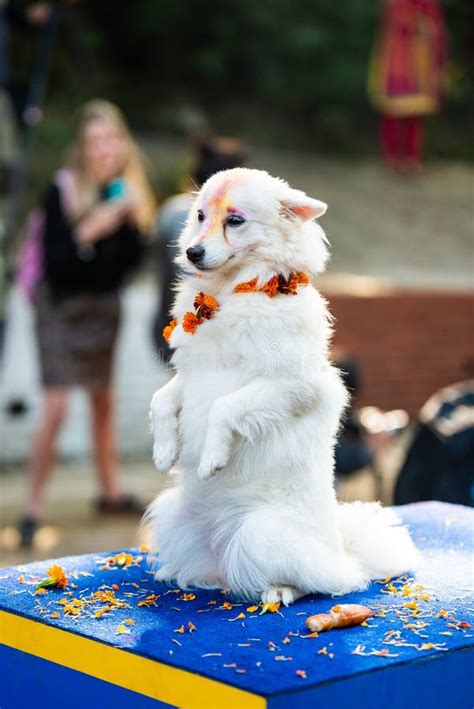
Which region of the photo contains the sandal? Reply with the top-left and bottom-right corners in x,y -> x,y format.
17,516 -> 39,548
95,494 -> 144,516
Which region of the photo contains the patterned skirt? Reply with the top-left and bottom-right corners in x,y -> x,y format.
35,283 -> 120,389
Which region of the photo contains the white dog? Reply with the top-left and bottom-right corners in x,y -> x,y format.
147,168 -> 418,605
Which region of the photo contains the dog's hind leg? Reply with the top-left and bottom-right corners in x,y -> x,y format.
220,506 -> 369,604
146,487 -> 221,589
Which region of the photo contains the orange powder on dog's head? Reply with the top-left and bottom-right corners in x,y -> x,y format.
202,175 -> 243,238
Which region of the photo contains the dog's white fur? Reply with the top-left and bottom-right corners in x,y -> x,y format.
146,168 -> 418,605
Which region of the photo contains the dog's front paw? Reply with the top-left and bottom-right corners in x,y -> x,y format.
197,446 -> 229,481
153,439 -> 177,474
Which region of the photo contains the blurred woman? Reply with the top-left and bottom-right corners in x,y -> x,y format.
369,0 -> 447,172
18,99 -> 156,546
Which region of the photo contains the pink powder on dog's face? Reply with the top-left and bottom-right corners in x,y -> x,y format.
200,176 -> 245,238
227,207 -> 246,218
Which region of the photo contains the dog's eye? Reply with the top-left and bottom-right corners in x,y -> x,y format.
197,209 -> 205,223
226,215 -> 245,228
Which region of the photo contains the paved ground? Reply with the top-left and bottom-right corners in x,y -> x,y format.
0,460 -> 164,568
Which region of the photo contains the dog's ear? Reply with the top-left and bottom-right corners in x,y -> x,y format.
280,188 -> 327,221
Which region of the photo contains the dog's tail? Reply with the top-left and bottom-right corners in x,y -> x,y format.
337,502 -> 419,580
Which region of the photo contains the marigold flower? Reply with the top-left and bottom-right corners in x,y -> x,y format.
104,553 -> 134,569
234,278 -> 258,293
182,312 -> 202,334
163,319 -> 177,343
49,564 -> 68,587
279,274 -> 298,295
180,592 -> 196,601
268,602 -> 281,613
194,292 -> 219,319
36,564 -> 68,590
261,275 -> 279,297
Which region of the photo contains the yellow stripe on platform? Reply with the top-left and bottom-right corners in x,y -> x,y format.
0,611 -> 265,709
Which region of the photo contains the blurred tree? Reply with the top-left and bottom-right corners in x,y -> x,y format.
11,0 -> 474,157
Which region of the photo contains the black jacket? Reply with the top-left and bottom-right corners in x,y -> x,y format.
43,183 -> 143,300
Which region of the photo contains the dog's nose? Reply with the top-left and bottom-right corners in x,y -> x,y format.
186,245 -> 205,264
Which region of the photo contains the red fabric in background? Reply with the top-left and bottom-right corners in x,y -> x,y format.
381,115 -> 423,163
381,0 -> 446,99
370,0 -> 447,121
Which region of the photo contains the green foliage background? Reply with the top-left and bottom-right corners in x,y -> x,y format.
15,0 -> 474,158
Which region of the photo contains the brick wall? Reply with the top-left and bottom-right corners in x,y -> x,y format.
324,288 -> 474,415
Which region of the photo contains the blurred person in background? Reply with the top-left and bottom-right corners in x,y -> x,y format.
334,351 -> 375,479
17,99 -> 156,547
395,380 -> 474,507
369,0 -> 447,173
152,133 -> 247,361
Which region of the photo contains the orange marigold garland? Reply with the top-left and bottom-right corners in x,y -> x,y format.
234,277 -> 258,293
194,292 -> 219,319
164,275 -> 307,343
182,311 -> 202,334
163,292 -> 220,340
234,272 -> 309,297
261,275 -> 280,297
163,319 -> 177,343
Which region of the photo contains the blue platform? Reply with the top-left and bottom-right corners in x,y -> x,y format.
1,502 -> 473,708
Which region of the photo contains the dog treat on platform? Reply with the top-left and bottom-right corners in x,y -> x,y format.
305,604 -> 372,633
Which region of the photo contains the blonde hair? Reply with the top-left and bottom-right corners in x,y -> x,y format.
67,99 -> 156,233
